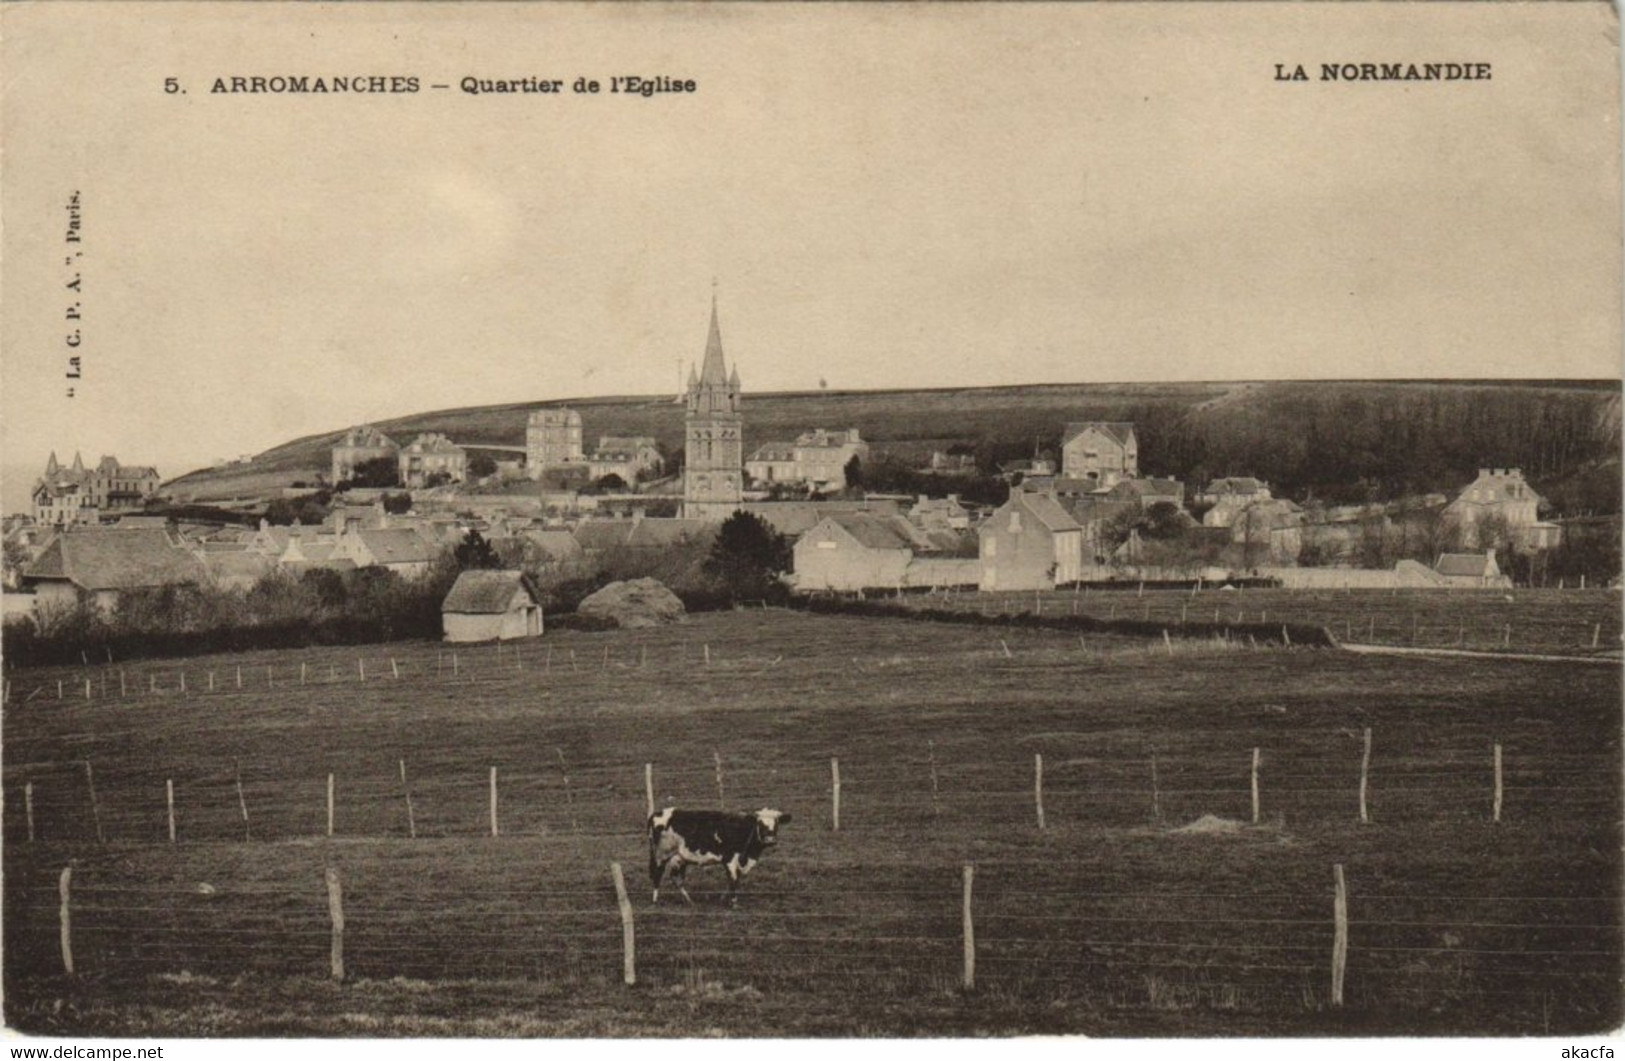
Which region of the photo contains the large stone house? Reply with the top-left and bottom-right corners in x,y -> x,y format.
527,408 -> 585,473
32,452 -> 161,526
399,433 -> 467,488
331,425 -> 400,483
1443,468 -> 1558,550
21,526 -> 206,614
745,429 -> 868,490
587,436 -> 662,482
1060,423 -> 1137,488
978,490 -> 1085,591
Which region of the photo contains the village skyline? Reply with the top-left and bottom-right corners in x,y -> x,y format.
3,5 -> 1617,519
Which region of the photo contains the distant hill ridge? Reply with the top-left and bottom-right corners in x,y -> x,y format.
165,380 -> 1623,515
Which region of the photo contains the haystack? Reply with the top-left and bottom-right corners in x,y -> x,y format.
577,578 -> 686,629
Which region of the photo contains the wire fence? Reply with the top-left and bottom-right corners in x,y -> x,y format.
3,851 -> 1618,1024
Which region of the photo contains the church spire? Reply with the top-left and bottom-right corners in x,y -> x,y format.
699,294 -> 728,386
45,451 -> 59,476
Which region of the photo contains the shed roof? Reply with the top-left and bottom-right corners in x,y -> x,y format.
442,570 -> 541,614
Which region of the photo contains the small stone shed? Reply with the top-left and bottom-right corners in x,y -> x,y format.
441,569 -> 544,642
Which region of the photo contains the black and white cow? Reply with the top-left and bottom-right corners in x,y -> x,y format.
648,807 -> 791,906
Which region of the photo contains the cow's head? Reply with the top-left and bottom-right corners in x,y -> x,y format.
755,808 -> 790,845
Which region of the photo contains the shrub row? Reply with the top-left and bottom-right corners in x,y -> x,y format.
792,595 -> 1338,647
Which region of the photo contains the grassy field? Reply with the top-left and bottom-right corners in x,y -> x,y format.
3,608 -> 1620,1036
901,586 -> 1625,658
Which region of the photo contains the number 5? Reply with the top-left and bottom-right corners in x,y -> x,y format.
165,78 -> 181,94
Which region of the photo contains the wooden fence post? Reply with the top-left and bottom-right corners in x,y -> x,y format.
1331,864 -> 1348,1006
1592,624 -> 1601,649
962,864 -> 976,992
84,762 -> 104,844
166,779 -> 176,843
490,766 -> 500,838
358,658 -> 365,682
327,773 -> 335,838
400,759 -> 416,839
999,639 -> 1012,659
1034,753 -> 1045,830
831,758 -> 841,832
59,866 -> 74,976
1493,743 -> 1503,823
1162,630 -> 1174,656
235,759 -> 251,841
327,867 -> 345,981
644,763 -> 655,818
1251,747 -> 1260,825
1359,728 -> 1372,824
713,752 -> 726,808
301,662 -> 307,685
236,666 -> 242,688
25,782 -> 35,842
208,671 -> 215,693
392,659 -> 400,680
610,862 -> 636,986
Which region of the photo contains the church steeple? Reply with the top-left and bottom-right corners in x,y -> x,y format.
699,295 -> 728,386
683,289 -> 744,521
45,451 -> 59,476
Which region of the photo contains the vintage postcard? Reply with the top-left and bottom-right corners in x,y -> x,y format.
1,1 -> 1619,1052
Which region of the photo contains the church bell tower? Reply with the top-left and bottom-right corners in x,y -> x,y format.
682,295 -> 743,521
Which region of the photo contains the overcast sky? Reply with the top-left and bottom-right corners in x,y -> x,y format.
2,2 -> 1618,511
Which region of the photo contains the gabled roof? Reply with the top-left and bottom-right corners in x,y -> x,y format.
1454,469 -> 1545,507
403,433 -> 464,455
748,442 -> 797,462
442,570 -> 542,614
626,518 -> 718,550
1062,422 -> 1136,448
355,528 -> 436,565
201,550 -> 273,582
338,424 -> 399,450
741,500 -> 901,539
1204,477 -> 1267,496
819,513 -> 918,551
1436,553 -> 1495,577
22,528 -> 207,591
1013,491 -> 1082,533
524,529 -> 586,563
597,436 -> 657,452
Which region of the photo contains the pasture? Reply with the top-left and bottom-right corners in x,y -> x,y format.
905,586 -> 1625,657
3,605 -> 1620,1036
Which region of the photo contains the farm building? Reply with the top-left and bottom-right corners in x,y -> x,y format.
441,570 -> 544,642
20,526 -> 207,613
1434,550 -> 1512,589
740,499 -> 903,540
978,490 -> 1085,590
794,513 -> 929,592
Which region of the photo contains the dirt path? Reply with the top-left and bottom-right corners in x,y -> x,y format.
1341,642 -> 1621,665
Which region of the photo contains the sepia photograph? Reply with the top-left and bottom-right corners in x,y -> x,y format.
0,0 -> 1620,1047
